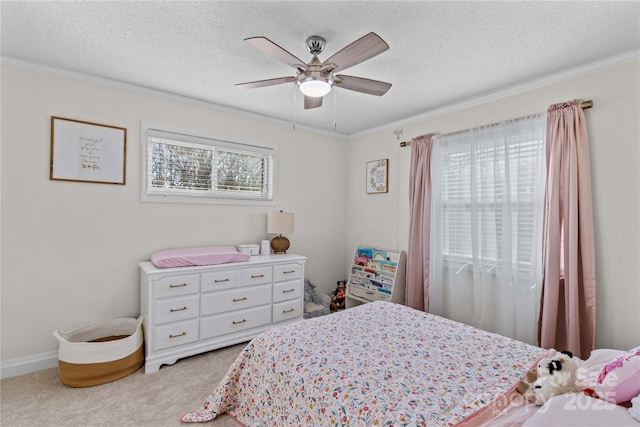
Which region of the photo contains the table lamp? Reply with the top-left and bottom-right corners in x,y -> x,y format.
267,211 -> 294,254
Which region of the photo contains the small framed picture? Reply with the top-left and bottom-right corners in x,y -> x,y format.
366,159 -> 388,194
50,116 -> 127,185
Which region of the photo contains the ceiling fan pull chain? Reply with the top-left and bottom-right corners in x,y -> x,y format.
293,84 -> 297,131
333,89 -> 337,130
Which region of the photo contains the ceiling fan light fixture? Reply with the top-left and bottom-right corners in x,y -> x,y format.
238,33 -> 391,108
298,78 -> 332,97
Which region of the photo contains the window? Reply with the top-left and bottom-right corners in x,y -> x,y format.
141,123 -> 276,205
432,115 -> 546,273
429,114 -> 546,344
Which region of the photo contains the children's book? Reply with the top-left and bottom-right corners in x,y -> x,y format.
357,248 -> 373,258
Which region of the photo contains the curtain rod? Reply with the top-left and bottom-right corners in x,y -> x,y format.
399,99 -> 593,147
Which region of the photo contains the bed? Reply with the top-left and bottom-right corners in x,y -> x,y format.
181,301 -> 639,426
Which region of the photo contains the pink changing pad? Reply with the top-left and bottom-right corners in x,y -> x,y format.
150,246 -> 250,268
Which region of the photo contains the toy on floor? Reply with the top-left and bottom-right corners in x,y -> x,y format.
330,280 -> 347,312
517,350 -> 583,405
303,279 -> 331,319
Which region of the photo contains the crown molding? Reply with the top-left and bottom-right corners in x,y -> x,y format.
350,50 -> 640,140
0,56 -> 347,140
2,50 -> 637,140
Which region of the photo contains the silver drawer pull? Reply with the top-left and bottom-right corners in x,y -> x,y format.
283,270 -> 296,274
233,297 -> 247,302
214,278 -> 230,283
232,319 -> 247,325
251,274 -> 265,278
170,306 -> 187,312
169,332 -> 187,339
282,288 -> 295,293
170,283 -> 187,288
282,308 -> 295,314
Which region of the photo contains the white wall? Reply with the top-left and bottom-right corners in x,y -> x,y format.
347,56 -> 640,352
0,65 -> 348,369
2,55 -> 638,377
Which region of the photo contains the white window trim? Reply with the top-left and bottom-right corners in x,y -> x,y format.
140,122 -> 277,206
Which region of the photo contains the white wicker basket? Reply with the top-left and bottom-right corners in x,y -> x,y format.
54,315 -> 144,387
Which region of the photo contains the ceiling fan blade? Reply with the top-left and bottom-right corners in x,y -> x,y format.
236,76 -> 297,89
304,96 -> 323,109
334,75 -> 392,96
322,32 -> 389,72
245,37 -> 307,69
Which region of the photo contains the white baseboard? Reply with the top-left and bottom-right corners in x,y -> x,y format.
0,351 -> 59,380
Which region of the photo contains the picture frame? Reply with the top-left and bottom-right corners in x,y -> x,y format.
50,116 -> 127,185
366,158 -> 388,194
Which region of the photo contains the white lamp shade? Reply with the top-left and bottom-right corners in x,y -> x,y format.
267,211 -> 294,235
299,80 -> 331,97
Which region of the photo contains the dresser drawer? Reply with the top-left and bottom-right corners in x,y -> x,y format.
201,284 -> 271,316
153,319 -> 199,351
153,295 -> 200,325
201,270 -> 241,292
200,305 -> 271,340
273,300 -> 302,323
273,263 -> 302,282
273,280 -> 302,303
153,274 -> 199,299
241,266 -> 272,286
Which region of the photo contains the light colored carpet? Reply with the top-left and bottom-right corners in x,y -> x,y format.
0,342 -> 247,426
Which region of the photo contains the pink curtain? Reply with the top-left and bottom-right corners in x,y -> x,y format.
538,100 -> 596,358
406,134 -> 434,311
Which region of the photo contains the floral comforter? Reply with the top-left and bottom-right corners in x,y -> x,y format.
181,301 -> 546,426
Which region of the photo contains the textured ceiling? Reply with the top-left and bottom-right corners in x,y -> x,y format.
2,1 -> 639,135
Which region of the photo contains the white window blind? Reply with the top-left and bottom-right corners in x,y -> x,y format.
215,148 -> 268,196
142,124 -> 276,205
150,138 -> 213,192
434,117 -> 546,272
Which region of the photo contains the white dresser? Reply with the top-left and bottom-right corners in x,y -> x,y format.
140,254 -> 306,373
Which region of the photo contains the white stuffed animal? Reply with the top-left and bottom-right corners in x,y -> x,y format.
520,350 -> 583,405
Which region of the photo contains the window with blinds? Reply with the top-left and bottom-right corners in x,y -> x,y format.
142,124 -> 276,204
434,119 -> 545,271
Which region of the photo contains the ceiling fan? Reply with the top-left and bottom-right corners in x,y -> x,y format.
236,32 -> 392,110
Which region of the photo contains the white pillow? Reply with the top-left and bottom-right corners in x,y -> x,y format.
522,393 -> 637,427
